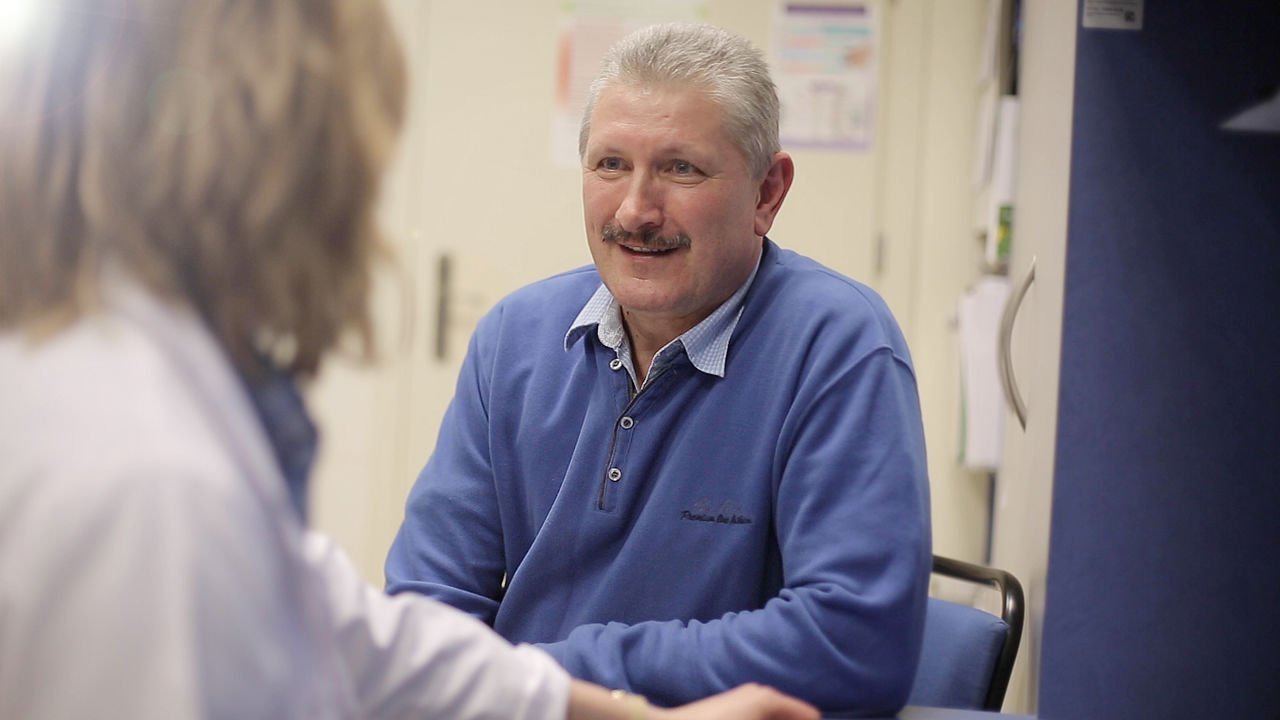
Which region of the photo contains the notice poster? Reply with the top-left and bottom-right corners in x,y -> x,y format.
773,3 -> 878,152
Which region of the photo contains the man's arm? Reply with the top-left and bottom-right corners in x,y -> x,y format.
385,327 -> 507,622
536,349 -> 931,715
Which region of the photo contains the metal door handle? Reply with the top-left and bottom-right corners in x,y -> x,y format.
998,257 -> 1035,430
435,253 -> 451,361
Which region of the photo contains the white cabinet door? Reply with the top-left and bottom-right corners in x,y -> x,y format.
989,0 -> 1076,712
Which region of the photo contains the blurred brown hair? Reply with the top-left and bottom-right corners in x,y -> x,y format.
0,0 -> 406,377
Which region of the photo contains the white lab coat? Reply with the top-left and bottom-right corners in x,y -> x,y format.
0,272 -> 569,719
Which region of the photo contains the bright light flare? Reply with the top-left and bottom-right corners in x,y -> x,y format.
0,0 -> 40,50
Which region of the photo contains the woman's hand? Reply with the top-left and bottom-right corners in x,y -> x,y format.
569,680 -> 820,720
661,683 -> 820,720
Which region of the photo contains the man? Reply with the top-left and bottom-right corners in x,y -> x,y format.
386,23 -> 931,716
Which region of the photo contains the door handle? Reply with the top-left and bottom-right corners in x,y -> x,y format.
435,253 -> 451,361
998,257 -> 1035,430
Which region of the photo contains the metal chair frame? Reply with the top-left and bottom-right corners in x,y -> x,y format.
930,554 -> 1025,711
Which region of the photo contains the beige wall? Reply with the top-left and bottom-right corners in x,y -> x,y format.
879,0 -> 994,567
309,0 -> 995,649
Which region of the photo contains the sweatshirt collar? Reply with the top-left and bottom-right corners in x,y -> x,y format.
564,247 -> 762,379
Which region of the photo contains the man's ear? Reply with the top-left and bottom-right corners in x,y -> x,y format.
753,152 -> 795,236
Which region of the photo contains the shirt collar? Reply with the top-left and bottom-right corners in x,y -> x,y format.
564,247 -> 762,378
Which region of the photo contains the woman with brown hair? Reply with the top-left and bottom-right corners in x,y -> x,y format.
0,2 -> 816,719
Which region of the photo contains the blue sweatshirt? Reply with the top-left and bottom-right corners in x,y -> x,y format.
387,240 -> 931,715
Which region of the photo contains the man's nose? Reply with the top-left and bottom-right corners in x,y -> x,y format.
615,174 -> 663,233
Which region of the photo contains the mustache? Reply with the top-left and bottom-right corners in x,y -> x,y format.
601,224 -> 692,250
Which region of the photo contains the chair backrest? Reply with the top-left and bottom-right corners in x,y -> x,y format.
907,555 -> 1025,711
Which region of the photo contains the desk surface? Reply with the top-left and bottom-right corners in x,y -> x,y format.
899,707 -> 1031,719
825,707 -> 1033,720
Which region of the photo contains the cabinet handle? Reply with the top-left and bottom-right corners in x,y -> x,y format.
998,257 -> 1036,430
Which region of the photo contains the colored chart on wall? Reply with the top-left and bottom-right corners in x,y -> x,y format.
773,3 -> 879,152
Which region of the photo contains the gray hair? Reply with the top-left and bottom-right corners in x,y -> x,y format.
578,23 -> 780,179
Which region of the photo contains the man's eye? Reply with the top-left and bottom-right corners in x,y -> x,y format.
599,157 -> 623,171
668,160 -> 702,178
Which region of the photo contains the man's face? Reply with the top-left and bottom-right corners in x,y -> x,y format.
582,83 -> 785,336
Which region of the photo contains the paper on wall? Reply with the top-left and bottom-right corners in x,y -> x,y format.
958,276 -> 1010,471
772,3 -> 878,152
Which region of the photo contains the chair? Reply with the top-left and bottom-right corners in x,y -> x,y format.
906,555 -> 1025,711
